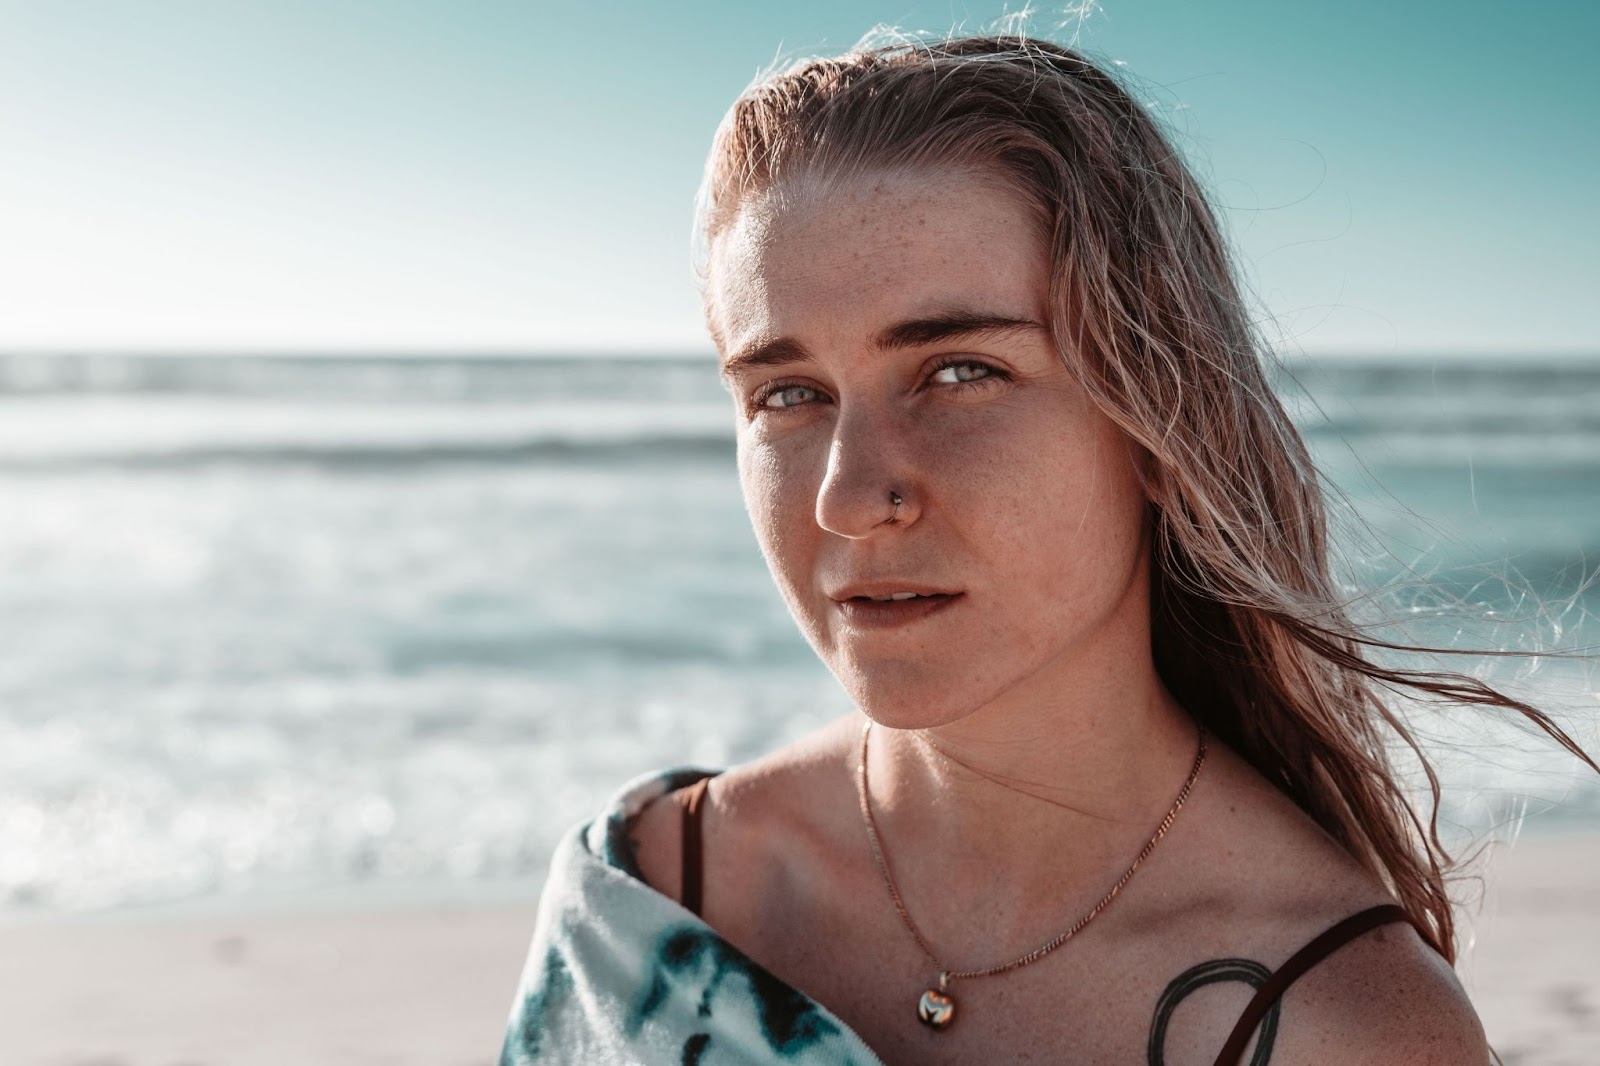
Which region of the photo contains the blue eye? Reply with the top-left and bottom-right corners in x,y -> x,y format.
930,361 -> 995,385
759,383 -> 819,409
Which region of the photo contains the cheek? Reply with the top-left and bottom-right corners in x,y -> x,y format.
736,436 -> 817,587
917,402 -> 1097,522
1028,435 -> 1151,597
955,414 -> 1147,588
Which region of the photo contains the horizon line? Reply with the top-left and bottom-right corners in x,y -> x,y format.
0,346 -> 1595,362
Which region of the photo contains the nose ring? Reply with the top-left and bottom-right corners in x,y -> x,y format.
886,490 -> 903,525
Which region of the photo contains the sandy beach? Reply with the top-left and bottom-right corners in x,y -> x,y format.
1,831 -> 1594,1066
1459,831 -> 1600,1065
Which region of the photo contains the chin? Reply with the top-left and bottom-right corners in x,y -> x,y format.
829,655 -> 986,731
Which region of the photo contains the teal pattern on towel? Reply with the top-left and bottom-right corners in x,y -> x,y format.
499,767 -> 884,1065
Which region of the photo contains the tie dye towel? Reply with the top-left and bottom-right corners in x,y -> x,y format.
498,766 -> 885,1066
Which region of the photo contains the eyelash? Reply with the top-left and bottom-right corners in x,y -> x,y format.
747,358 -> 1009,416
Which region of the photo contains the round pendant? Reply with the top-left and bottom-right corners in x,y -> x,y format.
918,988 -> 955,1029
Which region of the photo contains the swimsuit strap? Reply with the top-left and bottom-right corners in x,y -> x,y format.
676,779 -> 1411,1057
1212,903 -> 1413,1066
677,776 -> 713,917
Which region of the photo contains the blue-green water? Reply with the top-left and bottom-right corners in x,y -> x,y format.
0,352 -> 1594,912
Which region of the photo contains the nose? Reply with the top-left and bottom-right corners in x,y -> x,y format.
814,405 -> 920,538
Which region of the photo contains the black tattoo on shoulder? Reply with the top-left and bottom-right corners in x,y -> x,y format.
1148,958 -> 1280,1066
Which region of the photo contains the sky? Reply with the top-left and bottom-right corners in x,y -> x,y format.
0,0 -> 1595,356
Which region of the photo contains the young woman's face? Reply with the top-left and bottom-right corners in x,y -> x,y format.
706,168 -> 1153,728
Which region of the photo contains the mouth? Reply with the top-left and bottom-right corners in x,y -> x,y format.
850,591 -> 948,602
832,590 -> 963,628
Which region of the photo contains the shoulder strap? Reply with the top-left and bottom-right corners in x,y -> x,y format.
677,776 -> 713,917
1211,904 -> 1412,1066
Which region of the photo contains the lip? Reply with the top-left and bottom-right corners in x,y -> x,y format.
830,588 -> 964,629
828,581 -> 962,601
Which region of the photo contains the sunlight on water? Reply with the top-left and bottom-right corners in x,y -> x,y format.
0,353 -> 1594,913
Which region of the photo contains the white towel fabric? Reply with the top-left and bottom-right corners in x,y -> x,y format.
498,766 -> 884,1065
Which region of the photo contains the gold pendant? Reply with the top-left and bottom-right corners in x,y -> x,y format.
917,971 -> 955,1029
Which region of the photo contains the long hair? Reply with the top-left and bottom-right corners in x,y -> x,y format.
693,34 -> 1594,963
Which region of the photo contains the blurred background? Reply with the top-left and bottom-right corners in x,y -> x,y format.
0,2 -> 1595,1064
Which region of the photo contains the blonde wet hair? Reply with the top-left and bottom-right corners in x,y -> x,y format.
694,33 -> 1593,963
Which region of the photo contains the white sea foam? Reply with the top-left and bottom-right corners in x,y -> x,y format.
1,353 -> 1594,913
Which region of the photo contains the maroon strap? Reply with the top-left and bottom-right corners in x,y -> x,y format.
1211,903 -> 1412,1066
677,777 -> 713,917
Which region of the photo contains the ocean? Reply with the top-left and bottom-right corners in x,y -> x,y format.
0,352 -> 1595,914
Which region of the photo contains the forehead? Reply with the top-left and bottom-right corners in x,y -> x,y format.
706,167 -> 1050,359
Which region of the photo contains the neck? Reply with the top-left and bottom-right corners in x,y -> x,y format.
859,656 -> 1199,948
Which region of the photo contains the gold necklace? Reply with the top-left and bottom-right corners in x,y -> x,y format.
856,720 -> 1207,1031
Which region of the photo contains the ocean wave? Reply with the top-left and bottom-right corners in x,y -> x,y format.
1303,430 -> 1600,468
0,431 -> 738,471
1300,404 -> 1600,439
0,352 -> 720,403
1275,355 -> 1600,395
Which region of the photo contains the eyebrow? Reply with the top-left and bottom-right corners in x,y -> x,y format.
718,310 -> 1048,381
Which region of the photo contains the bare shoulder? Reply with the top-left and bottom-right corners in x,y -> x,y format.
629,775 -> 687,903
707,712 -> 862,818
629,713 -> 863,908
1267,919 -> 1488,1065
1154,741 -> 1488,1064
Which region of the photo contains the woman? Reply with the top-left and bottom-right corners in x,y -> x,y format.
501,35 -> 1592,1065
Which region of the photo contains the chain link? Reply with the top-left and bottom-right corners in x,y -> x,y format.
857,720 -> 1207,983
